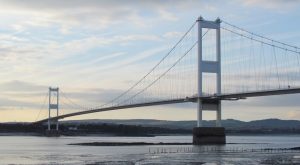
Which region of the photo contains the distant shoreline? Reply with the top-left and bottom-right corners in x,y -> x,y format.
1,118 -> 300,137
0,132 -> 300,137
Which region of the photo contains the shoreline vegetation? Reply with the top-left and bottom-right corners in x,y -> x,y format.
1,118 -> 300,137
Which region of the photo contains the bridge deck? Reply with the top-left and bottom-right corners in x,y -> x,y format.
34,87 -> 300,124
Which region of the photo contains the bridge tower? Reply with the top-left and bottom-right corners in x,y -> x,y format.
193,16 -> 225,144
46,87 -> 60,137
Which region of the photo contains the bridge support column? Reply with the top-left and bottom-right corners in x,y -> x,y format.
193,127 -> 225,144
197,100 -> 202,127
216,102 -> 221,127
194,16 -> 225,145
194,100 -> 225,144
46,87 -> 60,137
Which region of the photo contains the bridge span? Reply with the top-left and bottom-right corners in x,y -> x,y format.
33,16 -> 300,143
35,87 -> 300,124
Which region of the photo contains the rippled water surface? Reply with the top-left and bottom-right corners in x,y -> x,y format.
0,135 -> 300,164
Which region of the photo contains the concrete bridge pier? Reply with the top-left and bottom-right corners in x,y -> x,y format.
193,99 -> 225,145
193,127 -> 225,144
45,129 -> 61,137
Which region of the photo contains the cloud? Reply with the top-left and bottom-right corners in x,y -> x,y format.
73,45 -> 169,76
0,80 -> 124,111
157,9 -> 179,21
0,80 -> 46,92
163,31 -> 183,39
286,110 -> 300,119
0,0 -> 199,32
240,0 -> 300,9
0,97 -> 33,108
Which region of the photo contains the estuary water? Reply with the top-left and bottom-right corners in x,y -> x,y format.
0,135 -> 300,164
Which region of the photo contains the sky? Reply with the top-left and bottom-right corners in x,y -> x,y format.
0,0 -> 300,122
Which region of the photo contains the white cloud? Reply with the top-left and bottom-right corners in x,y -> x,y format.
73,45 -> 169,78
0,0 -> 198,33
240,0 -> 300,9
163,31 -> 183,39
157,9 -> 179,21
0,80 -> 45,92
286,110 -> 300,119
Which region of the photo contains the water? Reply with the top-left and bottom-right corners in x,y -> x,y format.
0,135 -> 299,164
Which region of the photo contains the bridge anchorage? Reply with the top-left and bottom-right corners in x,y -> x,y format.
45,87 -> 61,137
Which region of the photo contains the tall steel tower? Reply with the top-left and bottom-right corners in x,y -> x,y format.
48,87 -> 59,131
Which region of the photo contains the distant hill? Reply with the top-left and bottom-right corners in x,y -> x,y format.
1,118 -> 300,135
61,118 -> 300,130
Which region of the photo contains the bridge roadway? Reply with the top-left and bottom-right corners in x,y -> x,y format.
34,87 -> 300,124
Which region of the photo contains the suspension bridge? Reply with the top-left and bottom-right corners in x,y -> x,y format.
32,17 -> 300,143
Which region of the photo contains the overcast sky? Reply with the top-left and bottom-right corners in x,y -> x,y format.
0,0 -> 300,122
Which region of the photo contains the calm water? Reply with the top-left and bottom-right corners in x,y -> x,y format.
0,135 -> 300,164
